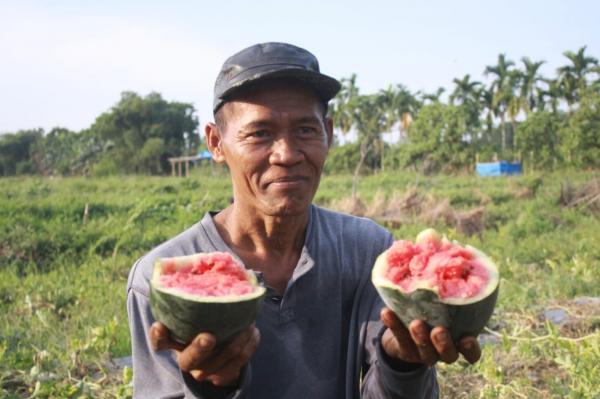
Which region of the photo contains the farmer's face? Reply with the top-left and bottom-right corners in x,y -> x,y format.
207,81 -> 333,216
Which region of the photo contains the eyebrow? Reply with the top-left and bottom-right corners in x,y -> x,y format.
239,115 -> 322,132
238,121 -> 271,133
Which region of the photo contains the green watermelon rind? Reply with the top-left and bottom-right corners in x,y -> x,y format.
150,254 -> 266,344
371,234 -> 500,342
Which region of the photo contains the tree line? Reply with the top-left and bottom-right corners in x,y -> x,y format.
0,92 -> 199,176
1,46 -> 599,177
327,46 -> 600,180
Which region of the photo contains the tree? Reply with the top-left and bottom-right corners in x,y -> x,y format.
506,70 -> 523,150
519,57 -> 546,114
515,111 -> 562,169
374,84 -> 419,170
560,46 -> 599,92
485,54 -> 516,152
419,87 -> 445,105
0,129 -> 44,176
403,103 -> 474,173
478,85 -> 497,145
330,74 -> 360,135
88,92 -> 199,174
31,127 -> 81,175
557,46 -> 599,111
331,76 -> 391,193
450,74 -> 482,128
349,94 -> 389,195
558,90 -> 600,168
539,78 -> 562,114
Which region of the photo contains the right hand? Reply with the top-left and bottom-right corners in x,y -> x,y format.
149,322 -> 261,387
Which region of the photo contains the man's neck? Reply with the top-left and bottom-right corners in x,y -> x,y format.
212,204 -> 310,291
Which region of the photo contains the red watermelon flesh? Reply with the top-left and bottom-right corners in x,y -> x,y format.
158,252 -> 255,297
385,237 -> 490,300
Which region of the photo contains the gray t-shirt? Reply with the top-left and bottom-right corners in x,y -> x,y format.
127,205 -> 439,398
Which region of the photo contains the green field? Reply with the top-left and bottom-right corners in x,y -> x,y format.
1,170 -> 599,398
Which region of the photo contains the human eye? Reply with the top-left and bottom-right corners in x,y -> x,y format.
248,130 -> 269,139
298,126 -> 319,136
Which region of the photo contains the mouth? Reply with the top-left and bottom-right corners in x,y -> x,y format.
267,175 -> 309,188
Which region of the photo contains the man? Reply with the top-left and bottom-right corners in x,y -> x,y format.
127,42 -> 481,398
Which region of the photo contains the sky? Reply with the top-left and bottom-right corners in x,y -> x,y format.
1,0 -> 599,134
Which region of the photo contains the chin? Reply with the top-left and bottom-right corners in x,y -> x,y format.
263,199 -> 311,217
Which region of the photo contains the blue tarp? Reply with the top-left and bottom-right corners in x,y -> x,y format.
197,150 -> 212,159
476,161 -> 522,176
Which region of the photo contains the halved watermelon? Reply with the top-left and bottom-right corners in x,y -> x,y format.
150,252 -> 266,344
372,229 -> 499,340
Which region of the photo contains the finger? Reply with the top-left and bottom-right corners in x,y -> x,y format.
430,326 -> 459,364
178,333 -> 217,372
457,336 -> 481,364
380,308 -> 404,331
193,326 -> 255,377
150,322 -> 186,352
380,309 -> 421,363
408,320 -> 438,367
206,327 -> 261,387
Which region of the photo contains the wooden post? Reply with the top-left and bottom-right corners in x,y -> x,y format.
185,159 -> 190,177
178,160 -> 182,177
530,151 -> 534,173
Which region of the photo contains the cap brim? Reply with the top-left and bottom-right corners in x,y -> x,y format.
214,66 -> 341,113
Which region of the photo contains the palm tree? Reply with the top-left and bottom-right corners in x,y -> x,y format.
519,57 -> 546,114
485,54 -> 516,152
419,87 -> 445,104
539,78 -> 562,114
350,94 -> 388,196
450,74 -> 482,105
479,86 -> 496,141
450,74 -> 482,128
557,46 -> 599,109
557,72 -> 579,112
330,74 -> 360,135
505,71 -> 523,149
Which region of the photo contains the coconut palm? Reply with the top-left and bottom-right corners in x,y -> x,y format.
330,74 -> 360,135
450,74 -> 482,128
557,46 -> 599,110
505,71 -> 523,149
485,54 -> 516,152
450,74 -> 482,106
559,46 -> 599,91
419,87 -> 445,104
479,86 -> 496,140
539,78 -> 563,114
350,94 -> 389,196
519,57 -> 546,114
375,84 -> 420,170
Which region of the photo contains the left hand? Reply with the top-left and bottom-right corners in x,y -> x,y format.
380,307 -> 481,367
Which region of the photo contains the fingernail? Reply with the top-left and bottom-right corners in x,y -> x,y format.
196,336 -> 212,348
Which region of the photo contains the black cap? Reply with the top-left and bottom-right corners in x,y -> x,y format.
213,42 -> 341,113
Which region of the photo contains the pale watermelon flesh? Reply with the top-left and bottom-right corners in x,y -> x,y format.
157,252 -> 255,297
385,237 -> 489,300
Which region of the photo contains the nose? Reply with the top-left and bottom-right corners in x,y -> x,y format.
269,135 -> 304,166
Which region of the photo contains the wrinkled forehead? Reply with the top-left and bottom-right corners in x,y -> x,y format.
216,78 -> 326,126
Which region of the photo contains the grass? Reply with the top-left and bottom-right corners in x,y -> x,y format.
1,169 -> 599,398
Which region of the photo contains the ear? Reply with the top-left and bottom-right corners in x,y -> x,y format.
325,117 -> 334,149
205,122 -> 226,163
